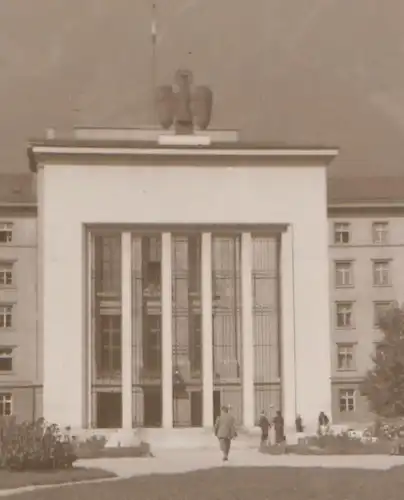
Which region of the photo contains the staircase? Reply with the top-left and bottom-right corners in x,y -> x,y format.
71,426 -> 301,451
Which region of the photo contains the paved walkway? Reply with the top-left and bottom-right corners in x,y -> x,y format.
78,449 -> 404,478
2,450 -> 404,497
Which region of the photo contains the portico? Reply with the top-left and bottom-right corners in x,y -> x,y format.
28,134 -> 338,436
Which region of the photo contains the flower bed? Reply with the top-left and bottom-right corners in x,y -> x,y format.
74,436 -> 152,459
260,433 -> 393,455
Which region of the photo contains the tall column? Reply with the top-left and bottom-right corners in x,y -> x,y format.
86,231 -> 94,428
121,232 -> 133,429
241,232 -> 254,428
280,225 -> 297,430
202,233 -> 213,428
162,232 -> 173,429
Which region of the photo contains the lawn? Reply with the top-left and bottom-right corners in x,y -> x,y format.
0,467 -> 116,491
10,466 -> 404,500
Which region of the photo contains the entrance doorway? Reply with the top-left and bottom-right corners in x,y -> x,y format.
96,392 -> 122,428
143,387 -> 162,427
213,390 -> 221,423
190,390 -> 202,427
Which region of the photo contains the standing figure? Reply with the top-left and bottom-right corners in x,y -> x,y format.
317,411 -> 330,436
273,410 -> 285,445
258,410 -> 270,447
214,405 -> 237,462
295,414 -> 304,433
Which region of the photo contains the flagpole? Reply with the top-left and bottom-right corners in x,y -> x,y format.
151,2 -> 157,124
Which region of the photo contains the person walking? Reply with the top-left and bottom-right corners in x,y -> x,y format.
214,405 -> 237,462
258,410 -> 270,447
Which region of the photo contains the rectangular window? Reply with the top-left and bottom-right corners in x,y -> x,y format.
93,233 -> 122,380
0,305 -> 12,329
144,315 -> 161,373
374,301 -> 393,327
142,236 -> 162,375
0,223 -> 13,244
372,222 -> 389,244
336,302 -> 353,328
0,263 -> 13,286
334,222 -> 351,244
148,237 -> 161,263
0,348 -> 13,372
212,235 -> 242,384
373,260 -> 391,286
190,314 -> 202,374
100,315 -> 121,374
339,389 -> 355,412
337,344 -> 355,370
0,393 -> 12,416
335,261 -> 353,287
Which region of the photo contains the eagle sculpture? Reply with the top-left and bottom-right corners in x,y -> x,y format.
155,69 -> 213,134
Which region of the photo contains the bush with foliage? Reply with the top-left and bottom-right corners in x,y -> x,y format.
0,417 -> 77,471
281,432 -> 390,455
361,305 -> 404,418
73,434 -> 153,459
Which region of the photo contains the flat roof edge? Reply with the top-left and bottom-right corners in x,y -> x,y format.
4,201 -> 404,209
0,202 -> 37,209
328,201 -> 404,209
27,143 -> 339,172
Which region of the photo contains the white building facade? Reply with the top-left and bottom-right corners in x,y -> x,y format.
28,137 -> 338,436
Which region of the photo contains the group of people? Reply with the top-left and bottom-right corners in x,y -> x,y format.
257,409 -> 286,447
213,405 -> 286,462
214,405 -> 331,462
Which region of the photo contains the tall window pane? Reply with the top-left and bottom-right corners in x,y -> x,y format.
212,235 -> 242,425
94,234 -> 122,380
132,235 -> 162,427
91,232 -> 122,429
252,236 -> 281,423
171,234 -> 202,427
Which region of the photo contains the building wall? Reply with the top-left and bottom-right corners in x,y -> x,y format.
328,210 -> 404,424
40,161 -> 332,430
0,208 -> 40,422
5,178 -> 403,428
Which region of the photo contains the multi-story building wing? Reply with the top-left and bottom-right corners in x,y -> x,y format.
329,177 -> 404,424
0,173 -> 39,422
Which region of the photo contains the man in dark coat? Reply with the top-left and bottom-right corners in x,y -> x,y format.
214,405 -> 237,461
273,410 -> 285,445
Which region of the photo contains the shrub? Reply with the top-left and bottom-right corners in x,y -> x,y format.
370,418 -> 404,440
74,435 -> 152,459
361,305 -> 404,418
0,418 -> 77,471
295,432 -> 392,455
260,431 -> 393,455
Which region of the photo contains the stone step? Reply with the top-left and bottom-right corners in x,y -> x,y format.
71,427 -> 302,451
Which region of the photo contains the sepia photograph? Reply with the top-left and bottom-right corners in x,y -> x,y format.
0,0 -> 404,498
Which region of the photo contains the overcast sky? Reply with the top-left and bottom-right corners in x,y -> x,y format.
1,0 -> 404,176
